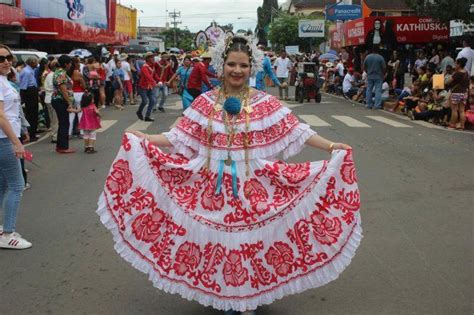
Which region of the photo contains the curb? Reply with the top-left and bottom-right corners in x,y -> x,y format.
321,92 -> 473,135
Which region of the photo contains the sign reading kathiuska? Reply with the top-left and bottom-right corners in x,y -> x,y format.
298,20 -> 325,38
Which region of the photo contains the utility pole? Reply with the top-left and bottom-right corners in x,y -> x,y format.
168,9 -> 182,47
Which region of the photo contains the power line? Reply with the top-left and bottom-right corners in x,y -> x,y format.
139,10 -> 256,19
169,9 -> 182,47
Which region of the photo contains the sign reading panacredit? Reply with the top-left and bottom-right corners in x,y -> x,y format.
298,20 -> 325,38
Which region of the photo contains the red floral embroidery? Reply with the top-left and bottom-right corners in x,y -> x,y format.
264,242 -> 295,277
106,159 -> 133,195
340,150 -> 357,185
176,113 -> 299,150
122,134 -> 132,151
157,168 -> 193,188
243,178 -> 270,215
131,209 -> 166,243
310,212 -> 342,245
129,187 -> 155,212
223,250 -> 249,287
198,172 -> 224,211
173,242 -> 202,276
281,162 -> 310,184
191,92 -> 282,123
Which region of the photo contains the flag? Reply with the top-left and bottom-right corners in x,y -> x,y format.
362,0 -> 372,18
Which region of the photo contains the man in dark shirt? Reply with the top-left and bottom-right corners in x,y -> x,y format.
18,57 -> 39,140
187,54 -> 214,101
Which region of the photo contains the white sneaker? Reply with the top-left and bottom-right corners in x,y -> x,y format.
0,232 -> 32,249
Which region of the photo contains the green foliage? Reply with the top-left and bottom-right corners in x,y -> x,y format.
256,0 -> 279,45
160,28 -> 195,51
405,0 -> 473,24
268,13 -> 326,52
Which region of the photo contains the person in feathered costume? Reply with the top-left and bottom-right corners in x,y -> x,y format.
97,34 -> 362,315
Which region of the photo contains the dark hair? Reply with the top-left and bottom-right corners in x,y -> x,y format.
224,36 -> 252,62
58,55 -> 72,69
184,54 -> 192,62
456,57 -> 467,68
80,92 -> 94,108
7,67 -> 16,81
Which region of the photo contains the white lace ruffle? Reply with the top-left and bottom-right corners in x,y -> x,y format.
163,123 -> 316,161
97,202 -> 362,312
97,135 -> 362,312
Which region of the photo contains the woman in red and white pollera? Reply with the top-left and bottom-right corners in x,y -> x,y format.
98,35 -> 362,315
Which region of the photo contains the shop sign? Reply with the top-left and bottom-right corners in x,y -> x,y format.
326,5 -> 362,22
298,20 -> 325,38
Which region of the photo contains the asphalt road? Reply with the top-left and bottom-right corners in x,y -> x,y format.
1,87 -> 472,315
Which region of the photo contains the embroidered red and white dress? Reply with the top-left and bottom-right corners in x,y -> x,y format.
97,90 -> 362,312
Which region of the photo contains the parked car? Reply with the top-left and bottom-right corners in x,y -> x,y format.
11,49 -> 48,64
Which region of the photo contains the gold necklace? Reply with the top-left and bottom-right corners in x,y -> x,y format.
207,87 -> 252,176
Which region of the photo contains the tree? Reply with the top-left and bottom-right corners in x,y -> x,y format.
405,0 -> 473,24
268,13 -> 326,52
256,0 -> 279,45
160,28 -> 195,51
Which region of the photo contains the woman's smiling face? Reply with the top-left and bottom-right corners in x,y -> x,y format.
223,51 -> 251,90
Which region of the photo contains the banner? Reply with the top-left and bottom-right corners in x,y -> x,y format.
342,16 -> 449,47
116,4 -> 137,39
298,20 -> 325,38
343,19 -> 365,46
285,45 -> 299,55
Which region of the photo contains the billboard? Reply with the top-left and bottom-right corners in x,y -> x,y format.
22,0 -> 108,29
342,16 -> 449,47
116,4 -> 137,39
298,20 -> 325,38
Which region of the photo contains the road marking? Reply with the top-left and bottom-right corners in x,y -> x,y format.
366,116 -> 412,128
300,115 -> 331,127
332,115 -> 371,127
97,120 -> 117,133
126,120 -> 152,131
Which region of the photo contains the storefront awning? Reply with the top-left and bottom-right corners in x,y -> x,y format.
0,4 -> 26,27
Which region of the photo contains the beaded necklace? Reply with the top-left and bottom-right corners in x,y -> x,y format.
207,86 -> 252,198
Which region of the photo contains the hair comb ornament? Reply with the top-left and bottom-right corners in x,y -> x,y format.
211,34 -> 264,77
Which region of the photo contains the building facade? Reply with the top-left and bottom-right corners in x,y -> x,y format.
0,0 -> 136,52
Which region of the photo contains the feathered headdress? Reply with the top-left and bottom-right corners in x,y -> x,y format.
210,34 -> 264,77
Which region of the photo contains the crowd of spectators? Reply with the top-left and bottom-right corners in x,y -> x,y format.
318,39 -> 473,130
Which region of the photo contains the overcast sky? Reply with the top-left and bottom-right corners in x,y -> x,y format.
119,0 -> 286,32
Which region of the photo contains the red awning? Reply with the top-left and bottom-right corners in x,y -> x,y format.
0,4 -> 26,27
25,18 -> 129,45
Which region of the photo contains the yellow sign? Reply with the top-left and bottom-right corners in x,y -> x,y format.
433,74 -> 444,90
116,4 -> 137,39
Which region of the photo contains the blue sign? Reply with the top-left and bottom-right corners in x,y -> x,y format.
22,0 -> 108,29
326,4 -> 362,21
